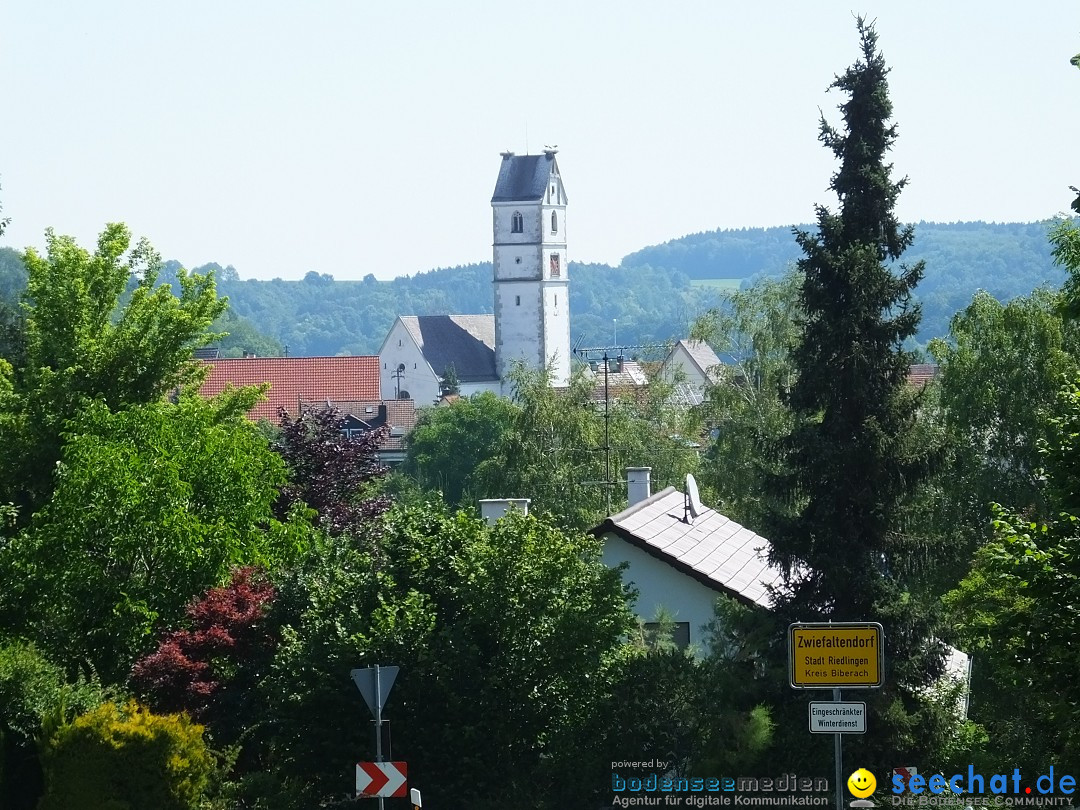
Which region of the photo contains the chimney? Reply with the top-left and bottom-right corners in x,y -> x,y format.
479,498 -> 530,526
626,467 -> 652,507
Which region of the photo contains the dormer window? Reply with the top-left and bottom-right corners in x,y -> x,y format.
551,211 -> 558,234
511,211 -> 523,233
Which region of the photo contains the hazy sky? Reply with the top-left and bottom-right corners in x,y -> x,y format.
2,1 -> 1078,280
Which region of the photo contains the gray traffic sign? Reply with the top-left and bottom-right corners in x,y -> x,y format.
351,666 -> 399,717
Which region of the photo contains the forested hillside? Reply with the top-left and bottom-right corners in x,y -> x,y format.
213,220 -> 1064,356
624,221 -> 1065,347
1,222 -> 1068,357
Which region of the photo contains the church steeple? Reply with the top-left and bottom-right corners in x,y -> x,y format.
491,150 -> 570,386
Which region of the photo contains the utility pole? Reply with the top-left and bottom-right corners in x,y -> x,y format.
573,342 -> 668,514
392,363 -> 405,400
375,665 -> 385,810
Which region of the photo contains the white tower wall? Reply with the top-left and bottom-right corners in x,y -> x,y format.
492,151 -> 571,387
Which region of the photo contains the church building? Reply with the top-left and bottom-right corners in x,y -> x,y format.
378,149 -> 571,403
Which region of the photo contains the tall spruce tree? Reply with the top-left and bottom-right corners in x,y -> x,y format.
765,18 -> 950,768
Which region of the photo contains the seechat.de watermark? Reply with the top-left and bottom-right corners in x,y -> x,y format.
886,766 -> 1076,806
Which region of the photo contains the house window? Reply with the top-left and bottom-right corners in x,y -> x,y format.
643,621 -> 691,649
551,211 -> 558,233
550,254 -> 560,277
511,211 -> 523,233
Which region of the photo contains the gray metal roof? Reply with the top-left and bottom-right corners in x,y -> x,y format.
593,486 -> 783,608
673,339 -> 722,377
400,315 -> 497,382
491,153 -> 560,202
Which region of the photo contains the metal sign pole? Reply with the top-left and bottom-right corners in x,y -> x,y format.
375,665 -> 384,810
834,687 -> 842,810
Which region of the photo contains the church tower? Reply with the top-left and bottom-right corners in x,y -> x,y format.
490,148 -> 570,387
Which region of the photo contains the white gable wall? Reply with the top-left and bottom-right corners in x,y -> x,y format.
661,343 -> 710,391
378,318 -> 441,405
601,533 -> 721,650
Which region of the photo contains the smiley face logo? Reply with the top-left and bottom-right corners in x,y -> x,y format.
847,768 -> 876,798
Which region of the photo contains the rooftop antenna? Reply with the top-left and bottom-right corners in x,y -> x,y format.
574,341 -> 672,513
684,473 -> 704,524
525,120 -> 529,155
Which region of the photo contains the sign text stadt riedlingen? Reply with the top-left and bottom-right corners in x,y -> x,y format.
788,622 -> 883,689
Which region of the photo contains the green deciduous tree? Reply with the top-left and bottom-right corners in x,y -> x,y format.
407,365 -> 700,531
260,503 -> 634,809
694,272 -> 800,528
927,289 -> 1079,563
405,390 -> 518,506
0,224 -> 226,518
946,377 -> 1080,770
1053,214 -> 1080,320
945,194 -> 1080,771
0,392 -> 312,681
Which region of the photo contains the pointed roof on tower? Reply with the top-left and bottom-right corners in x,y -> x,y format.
491,150 -> 566,202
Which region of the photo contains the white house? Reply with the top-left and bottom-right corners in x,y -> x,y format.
378,149 -> 571,400
592,469 -> 973,715
591,468 -> 782,651
661,339 -> 723,394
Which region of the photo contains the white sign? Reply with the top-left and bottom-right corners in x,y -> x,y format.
808,701 -> 866,734
356,761 -> 408,797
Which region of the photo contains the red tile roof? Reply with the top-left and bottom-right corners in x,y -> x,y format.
198,357 -> 381,422
907,363 -> 940,388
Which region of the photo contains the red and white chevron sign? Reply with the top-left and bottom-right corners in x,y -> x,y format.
356,761 -> 408,798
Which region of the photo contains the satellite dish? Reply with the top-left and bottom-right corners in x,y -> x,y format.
685,473 -> 704,522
